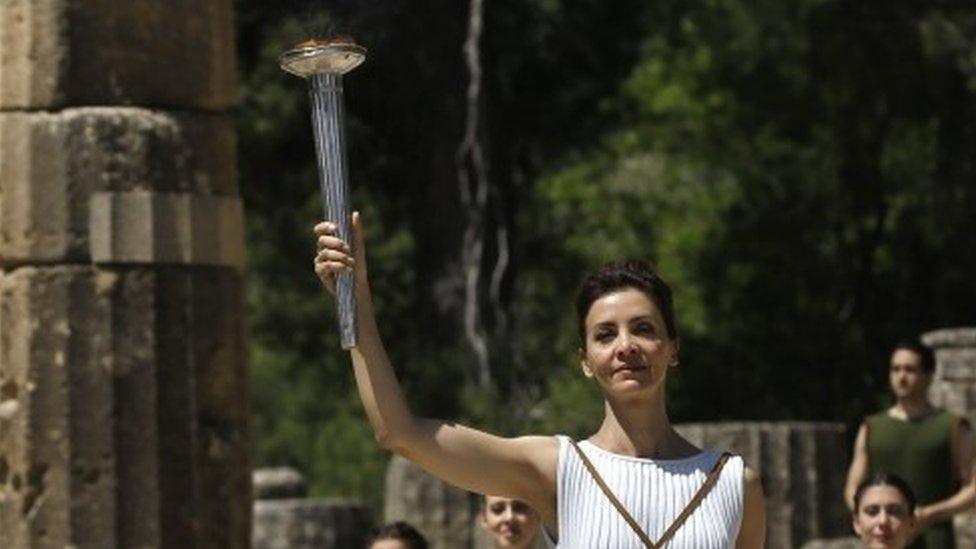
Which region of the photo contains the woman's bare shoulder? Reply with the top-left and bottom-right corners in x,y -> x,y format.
514,435 -> 561,474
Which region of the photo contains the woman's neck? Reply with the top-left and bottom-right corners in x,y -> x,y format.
588,393 -> 698,459
890,397 -> 934,420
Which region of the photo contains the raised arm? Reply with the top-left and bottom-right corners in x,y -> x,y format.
844,422 -> 870,511
313,213 -> 557,519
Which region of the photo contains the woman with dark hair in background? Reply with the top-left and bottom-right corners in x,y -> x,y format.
852,473 -> 917,549
314,213 -> 765,548
366,521 -> 429,549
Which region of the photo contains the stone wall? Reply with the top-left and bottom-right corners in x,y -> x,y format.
384,455 -> 481,548
252,468 -> 371,549
384,456 -> 548,549
676,422 -> 850,548
923,327 -> 976,548
924,328 -> 976,428
0,2 -> 249,548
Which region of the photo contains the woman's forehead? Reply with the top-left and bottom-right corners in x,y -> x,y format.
485,495 -> 514,504
890,349 -> 923,367
860,485 -> 906,504
585,288 -> 661,323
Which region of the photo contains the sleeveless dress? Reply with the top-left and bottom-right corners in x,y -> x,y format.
866,410 -> 960,549
544,435 -> 745,548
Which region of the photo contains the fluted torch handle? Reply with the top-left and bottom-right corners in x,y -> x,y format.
280,40 -> 366,350
308,73 -> 357,349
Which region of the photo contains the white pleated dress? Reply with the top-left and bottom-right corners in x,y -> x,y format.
544,435 -> 744,548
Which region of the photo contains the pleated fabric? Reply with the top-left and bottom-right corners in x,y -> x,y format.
544,435 -> 744,548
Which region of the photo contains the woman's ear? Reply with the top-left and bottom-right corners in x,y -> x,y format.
579,348 -> 594,378
669,338 -> 681,367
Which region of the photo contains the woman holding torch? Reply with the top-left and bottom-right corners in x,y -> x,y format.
314,212 -> 765,548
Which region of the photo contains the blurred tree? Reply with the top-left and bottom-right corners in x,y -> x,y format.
236,0 -> 976,508
522,0 -> 976,429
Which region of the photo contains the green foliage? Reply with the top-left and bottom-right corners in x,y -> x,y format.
238,0 -> 976,512
516,0 -> 976,424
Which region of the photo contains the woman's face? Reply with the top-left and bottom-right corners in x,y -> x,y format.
480,496 -> 540,548
889,349 -> 931,401
580,288 -> 677,398
853,485 -> 915,549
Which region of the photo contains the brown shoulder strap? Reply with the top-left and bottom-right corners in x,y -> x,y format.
655,451 -> 732,547
569,439 -> 732,549
569,439 -> 655,547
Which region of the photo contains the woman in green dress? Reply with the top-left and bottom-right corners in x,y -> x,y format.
845,342 -> 975,549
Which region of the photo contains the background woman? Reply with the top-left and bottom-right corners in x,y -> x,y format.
852,473 -> 917,549
366,521 -> 429,549
314,213 -> 765,548
480,496 -> 541,549
853,473 -> 915,549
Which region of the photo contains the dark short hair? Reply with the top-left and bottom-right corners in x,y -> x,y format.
853,473 -> 916,514
576,260 -> 677,347
892,340 -> 936,373
366,521 -> 428,549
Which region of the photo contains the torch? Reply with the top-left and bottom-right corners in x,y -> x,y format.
280,37 -> 366,349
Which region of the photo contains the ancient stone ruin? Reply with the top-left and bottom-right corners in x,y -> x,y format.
924,327 -> 976,548
1,3 -> 972,549
252,468 -> 371,549
0,1 -> 249,547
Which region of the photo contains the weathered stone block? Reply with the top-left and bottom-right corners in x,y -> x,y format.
253,499 -> 371,549
922,328 -> 976,349
932,349 -> 976,381
0,108 -> 240,266
930,380 -> 976,421
253,468 -> 308,500
954,513 -> 976,549
0,266 -> 249,549
121,267 -> 251,549
183,268 -> 250,549
0,0 -> 235,109
89,191 -> 245,269
676,422 -> 850,549
0,267 -> 114,549
110,268 -> 162,548
923,327 -> 976,548
385,455 -> 479,549
66,270 -> 117,548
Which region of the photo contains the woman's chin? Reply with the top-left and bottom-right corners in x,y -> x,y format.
605,372 -> 664,396
865,536 -> 898,549
498,534 -> 525,548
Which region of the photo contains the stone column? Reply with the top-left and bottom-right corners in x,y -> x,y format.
924,328 -> 976,425
923,327 -> 976,548
0,2 -> 249,548
676,422 -> 850,549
